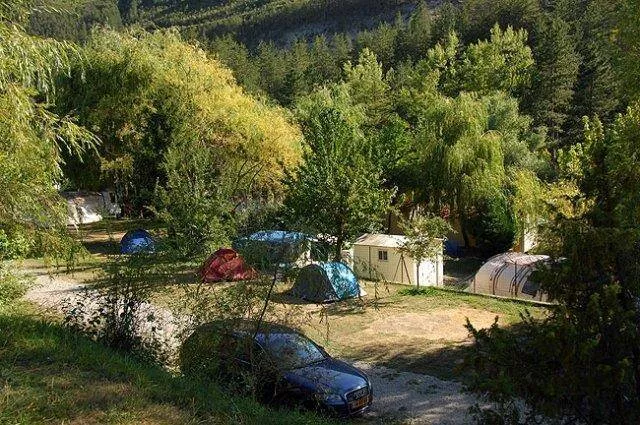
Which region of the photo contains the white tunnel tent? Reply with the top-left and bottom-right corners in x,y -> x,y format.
472,252 -> 550,302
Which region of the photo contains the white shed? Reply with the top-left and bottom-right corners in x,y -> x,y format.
352,233 -> 444,286
471,252 -> 550,302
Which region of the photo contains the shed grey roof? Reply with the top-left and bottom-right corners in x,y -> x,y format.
353,233 -> 408,248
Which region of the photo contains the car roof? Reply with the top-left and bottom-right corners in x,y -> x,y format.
197,319 -> 300,338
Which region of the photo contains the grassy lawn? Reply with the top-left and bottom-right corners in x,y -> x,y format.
0,301 -> 336,425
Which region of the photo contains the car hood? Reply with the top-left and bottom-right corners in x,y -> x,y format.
283,358 -> 369,396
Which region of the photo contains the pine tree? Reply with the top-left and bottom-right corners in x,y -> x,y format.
524,15 -> 580,142
432,1 -> 459,43
309,35 -> 341,85
398,2 -> 433,61
566,0 -> 620,138
331,33 -> 354,69
281,39 -> 311,104
616,0 -> 640,102
209,35 -> 260,93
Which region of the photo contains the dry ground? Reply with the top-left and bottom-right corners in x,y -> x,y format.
266,281 -> 544,380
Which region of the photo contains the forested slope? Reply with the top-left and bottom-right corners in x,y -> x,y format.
28,0 -> 122,41
135,0 -> 430,45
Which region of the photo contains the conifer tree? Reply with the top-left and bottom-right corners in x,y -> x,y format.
524,15 -> 580,141
398,2 -> 433,61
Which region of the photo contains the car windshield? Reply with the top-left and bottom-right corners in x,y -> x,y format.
259,332 -> 327,369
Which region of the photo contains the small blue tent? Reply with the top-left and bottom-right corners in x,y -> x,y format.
120,229 -> 155,254
292,262 -> 361,303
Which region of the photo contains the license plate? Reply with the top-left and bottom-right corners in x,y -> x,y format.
349,395 -> 369,410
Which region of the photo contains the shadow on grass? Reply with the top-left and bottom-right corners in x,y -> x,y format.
345,341 -> 476,383
270,291 -> 400,315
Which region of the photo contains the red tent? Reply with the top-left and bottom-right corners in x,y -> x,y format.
200,248 -> 258,283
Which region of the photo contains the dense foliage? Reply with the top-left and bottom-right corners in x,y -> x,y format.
57,29 -> 302,253
284,106 -> 395,260
0,0 -> 95,260
467,103 -> 640,424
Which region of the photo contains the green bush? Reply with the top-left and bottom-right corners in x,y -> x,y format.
0,229 -> 31,260
468,196 -> 517,258
179,322 -> 227,379
0,264 -> 29,307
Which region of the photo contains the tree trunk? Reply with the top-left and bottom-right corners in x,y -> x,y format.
461,224 -> 470,250
334,234 -> 344,262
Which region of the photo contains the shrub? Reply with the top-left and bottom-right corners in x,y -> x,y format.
0,264 -> 29,307
0,229 -> 31,260
62,253 -> 168,364
468,196 -> 517,257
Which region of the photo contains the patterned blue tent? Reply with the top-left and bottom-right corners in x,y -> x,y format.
120,229 -> 155,254
292,262 -> 361,303
234,230 -> 310,265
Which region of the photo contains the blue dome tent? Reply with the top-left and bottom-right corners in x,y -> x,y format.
292,262 -> 362,303
120,229 -> 155,254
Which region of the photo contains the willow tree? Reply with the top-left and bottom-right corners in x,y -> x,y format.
0,1 -> 95,260
405,87 -> 545,255
58,29 -> 302,254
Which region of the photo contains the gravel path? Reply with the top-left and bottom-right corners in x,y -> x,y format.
24,271 -> 483,425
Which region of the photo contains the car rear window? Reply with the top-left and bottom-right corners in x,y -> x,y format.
259,333 -> 326,369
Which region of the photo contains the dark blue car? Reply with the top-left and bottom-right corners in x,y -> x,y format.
181,321 -> 373,417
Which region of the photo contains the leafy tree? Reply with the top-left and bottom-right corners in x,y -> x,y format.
398,215 -> 452,288
285,108 -> 394,261
58,29 -> 301,243
0,0 -> 95,260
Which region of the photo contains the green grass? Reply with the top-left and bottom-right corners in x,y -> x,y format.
0,301 -> 336,425
396,286 -> 548,320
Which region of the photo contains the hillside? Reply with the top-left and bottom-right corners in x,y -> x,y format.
136,0 -> 436,45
